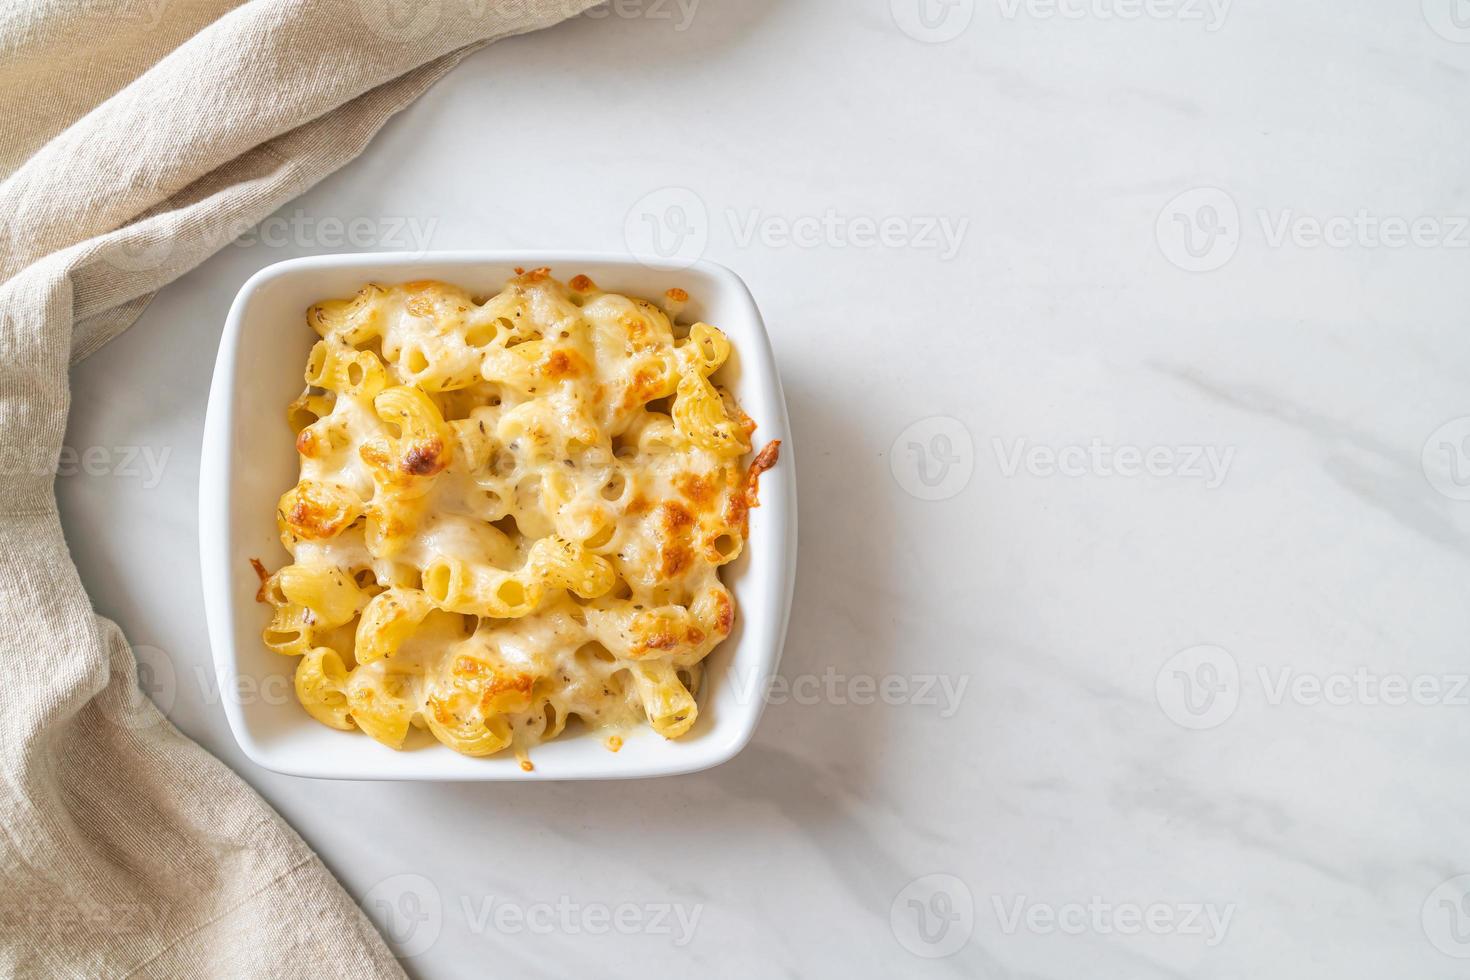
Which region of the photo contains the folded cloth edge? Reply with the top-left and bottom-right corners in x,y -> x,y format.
0,1 -> 602,976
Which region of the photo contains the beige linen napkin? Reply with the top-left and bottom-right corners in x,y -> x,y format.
0,1 -> 597,975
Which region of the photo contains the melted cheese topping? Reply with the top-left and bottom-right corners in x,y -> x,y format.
264,270 -> 778,763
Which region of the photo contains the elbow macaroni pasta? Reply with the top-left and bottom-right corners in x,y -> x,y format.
260,270 -> 779,765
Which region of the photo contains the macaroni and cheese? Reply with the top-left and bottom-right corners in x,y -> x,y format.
257,269 -> 779,767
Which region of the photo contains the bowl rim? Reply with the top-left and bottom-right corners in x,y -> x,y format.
199,251 -> 796,780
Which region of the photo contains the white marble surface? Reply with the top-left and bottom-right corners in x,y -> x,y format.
57,1 -> 1470,976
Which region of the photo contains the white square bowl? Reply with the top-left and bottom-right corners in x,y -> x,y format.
200,252 -> 796,780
